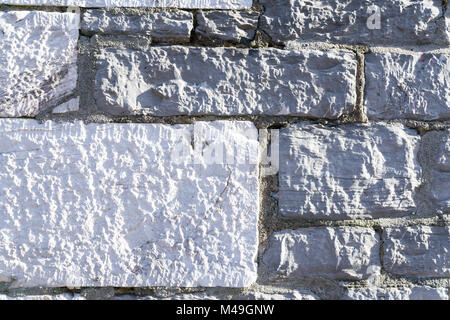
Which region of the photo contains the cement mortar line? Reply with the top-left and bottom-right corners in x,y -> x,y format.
31,113 -> 450,133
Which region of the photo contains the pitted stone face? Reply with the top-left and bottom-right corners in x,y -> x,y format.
0,120 -> 259,288
0,11 -> 79,117
94,47 -> 357,117
0,0 -> 252,8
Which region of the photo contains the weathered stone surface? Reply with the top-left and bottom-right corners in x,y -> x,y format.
81,10 -> 193,43
0,0 -> 252,8
365,53 -> 450,120
259,0 -> 449,46
233,290 -> 319,300
95,47 -> 356,117
279,123 -> 421,220
0,11 -> 78,117
113,293 -> 220,300
383,226 -> 450,277
52,98 -> 80,114
0,294 -> 85,300
262,227 -> 381,281
344,287 -> 449,300
0,120 -> 259,288
114,290 -> 318,300
429,130 -> 450,213
195,10 -> 259,44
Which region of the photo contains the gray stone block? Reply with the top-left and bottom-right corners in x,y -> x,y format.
94,47 -> 356,117
279,123 -> 421,220
259,0 -> 449,46
195,10 -> 259,44
81,10 -> 193,43
262,227 -> 381,281
428,130 -> 450,213
383,226 -> 450,277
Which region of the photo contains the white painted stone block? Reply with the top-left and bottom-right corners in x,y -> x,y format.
262,227 -> 381,281
0,11 -> 79,117
0,120 -> 259,288
279,123 -> 421,220
365,53 -> 450,120
0,294 -> 85,300
344,287 -> 449,300
0,0 -> 252,9
383,226 -> 450,277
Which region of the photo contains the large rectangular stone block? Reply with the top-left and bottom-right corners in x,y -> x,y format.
259,0 -> 449,46
94,47 -> 356,117
262,227 -> 381,281
0,11 -> 79,117
0,0 -> 252,8
365,53 -> 450,120
81,10 -> 193,43
279,123 -> 421,220
383,226 -> 450,278
0,120 -> 259,288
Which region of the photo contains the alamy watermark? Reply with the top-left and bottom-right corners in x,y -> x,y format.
169,124 -> 279,176
367,5 -> 381,30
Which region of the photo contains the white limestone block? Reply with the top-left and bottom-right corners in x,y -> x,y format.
0,120 -> 259,288
365,53 -> 450,120
344,287 -> 449,300
0,11 -> 79,117
0,294 -> 85,300
0,0 -> 252,9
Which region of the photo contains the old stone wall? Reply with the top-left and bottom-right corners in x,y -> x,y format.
0,0 -> 448,300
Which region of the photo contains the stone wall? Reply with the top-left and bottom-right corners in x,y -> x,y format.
0,0 -> 448,300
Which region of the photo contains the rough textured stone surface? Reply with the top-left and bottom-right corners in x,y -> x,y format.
279,123 -> 421,220
0,11 -> 78,117
383,227 -> 450,277
259,0 -> 449,46
0,0 -> 252,8
113,293 -> 220,300
233,290 -> 319,300
262,227 -> 381,281
429,130 -> 450,212
52,98 -> 80,114
81,10 -> 193,43
0,294 -> 85,300
344,287 -> 449,300
0,120 -> 259,288
365,53 -> 450,120
195,10 -> 259,44
95,47 -> 356,117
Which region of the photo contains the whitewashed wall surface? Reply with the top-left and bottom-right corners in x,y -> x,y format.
0,0 -> 449,301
